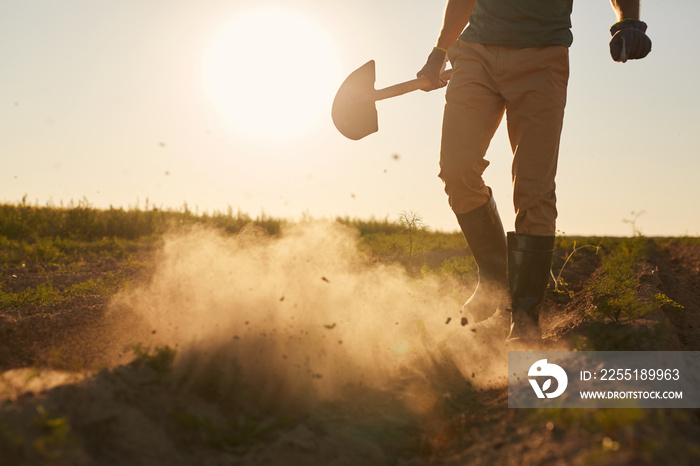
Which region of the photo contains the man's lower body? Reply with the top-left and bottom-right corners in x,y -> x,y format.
439,40 -> 570,342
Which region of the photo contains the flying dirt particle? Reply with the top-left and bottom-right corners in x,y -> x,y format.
445,317 -> 452,325
338,340 -> 343,345
383,169 -> 387,173
159,142 -> 166,148
471,372 -> 475,378
321,276 -> 330,283
324,323 -> 336,330
245,321 -> 249,325
350,193 -> 356,199
165,171 -> 170,176
471,328 -> 477,333
392,153 -> 400,161
546,422 -> 554,431
461,317 -> 468,326
151,330 -> 157,334
234,335 -> 239,340
280,296 -> 285,302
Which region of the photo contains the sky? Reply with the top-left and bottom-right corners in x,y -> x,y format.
1,0 -> 697,236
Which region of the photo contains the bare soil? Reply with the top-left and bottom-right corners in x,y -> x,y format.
1,238 -> 699,465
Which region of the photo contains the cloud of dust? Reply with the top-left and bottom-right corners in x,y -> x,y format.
108,221 -> 510,415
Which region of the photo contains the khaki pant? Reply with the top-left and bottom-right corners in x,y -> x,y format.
439,40 -> 569,236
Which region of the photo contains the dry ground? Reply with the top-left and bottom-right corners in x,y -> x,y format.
1,235 -> 699,465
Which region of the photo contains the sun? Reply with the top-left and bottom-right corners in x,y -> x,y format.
202,5 -> 340,144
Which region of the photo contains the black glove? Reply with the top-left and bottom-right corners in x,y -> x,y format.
417,47 -> 447,91
609,19 -> 651,62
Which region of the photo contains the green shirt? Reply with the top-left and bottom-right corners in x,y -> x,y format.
460,0 -> 574,47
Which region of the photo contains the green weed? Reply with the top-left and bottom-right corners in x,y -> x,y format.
0,281 -> 63,309
66,272 -> 129,297
170,410 -> 292,453
588,237 -> 652,321
0,272 -> 131,311
32,406 -> 73,462
550,239 -> 601,297
398,210 -> 428,275
130,344 -> 177,375
0,406 -> 77,464
653,293 -> 685,313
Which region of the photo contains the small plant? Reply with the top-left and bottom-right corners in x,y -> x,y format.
653,293 -> 685,313
171,410 -> 292,453
398,210 -> 428,275
130,344 -> 177,375
550,239 -> 601,297
588,237 -> 651,322
622,210 -> 646,237
32,406 -> 74,463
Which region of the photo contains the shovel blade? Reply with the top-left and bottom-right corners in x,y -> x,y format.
331,60 -> 378,140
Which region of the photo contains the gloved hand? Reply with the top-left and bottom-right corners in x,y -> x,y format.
417,47 -> 447,91
609,19 -> 651,62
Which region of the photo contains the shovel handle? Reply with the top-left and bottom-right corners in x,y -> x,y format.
374,69 -> 452,101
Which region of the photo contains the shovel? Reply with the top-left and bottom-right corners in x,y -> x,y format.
331,60 -> 452,140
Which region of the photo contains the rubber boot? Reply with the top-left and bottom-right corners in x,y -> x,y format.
455,189 -> 508,325
506,232 -> 555,342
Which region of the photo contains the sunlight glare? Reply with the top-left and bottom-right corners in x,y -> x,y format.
203,5 -> 340,144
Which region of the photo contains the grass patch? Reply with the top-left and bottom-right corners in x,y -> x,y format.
0,200 -> 282,242
0,281 -> 63,309
0,272 -> 132,311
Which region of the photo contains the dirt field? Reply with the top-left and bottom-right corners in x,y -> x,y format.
1,223 -> 699,465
